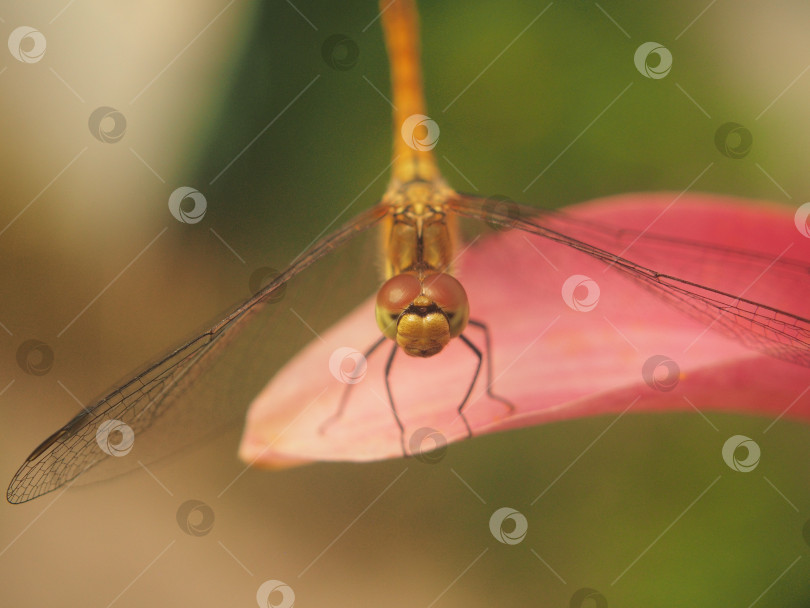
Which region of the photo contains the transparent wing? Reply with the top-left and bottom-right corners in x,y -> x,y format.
7,204 -> 388,504
449,194 -> 810,367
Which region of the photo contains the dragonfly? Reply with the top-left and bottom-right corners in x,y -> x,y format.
7,0 -> 810,504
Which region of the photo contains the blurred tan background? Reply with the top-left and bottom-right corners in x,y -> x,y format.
1,1 -> 810,606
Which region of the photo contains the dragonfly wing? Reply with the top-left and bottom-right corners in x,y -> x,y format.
7,204 -> 388,504
449,193 -> 810,368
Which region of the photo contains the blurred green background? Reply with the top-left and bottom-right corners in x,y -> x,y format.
1,1 -> 809,606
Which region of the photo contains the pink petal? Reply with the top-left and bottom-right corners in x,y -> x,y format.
239,193 -> 810,467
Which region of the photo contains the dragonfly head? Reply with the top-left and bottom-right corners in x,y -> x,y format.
375,272 -> 469,357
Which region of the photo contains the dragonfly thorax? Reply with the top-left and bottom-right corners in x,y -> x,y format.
375,271 -> 469,357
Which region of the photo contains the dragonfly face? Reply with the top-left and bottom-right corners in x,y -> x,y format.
375,271 -> 470,357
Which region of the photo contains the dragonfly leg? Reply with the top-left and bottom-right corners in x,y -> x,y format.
467,319 -> 515,413
318,335 -> 387,436
383,342 -> 408,456
456,334 -> 481,438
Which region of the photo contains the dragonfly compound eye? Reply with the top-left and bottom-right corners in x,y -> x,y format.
376,274 -> 422,340
422,273 -> 469,338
